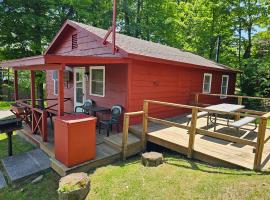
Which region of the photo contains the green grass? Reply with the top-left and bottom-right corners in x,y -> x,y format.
0,134 -> 34,158
2,151 -> 270,199
0,101 -> 13,110
1,135 -> 270,199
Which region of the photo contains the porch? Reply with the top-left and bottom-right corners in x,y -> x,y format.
122,93 -> 270,171
1,55 -> 140,176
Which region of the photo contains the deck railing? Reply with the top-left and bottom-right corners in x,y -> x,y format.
123,99 -> 270,170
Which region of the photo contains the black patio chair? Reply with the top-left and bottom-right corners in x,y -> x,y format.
75,99 -> 94,115
98,105 -> 123,137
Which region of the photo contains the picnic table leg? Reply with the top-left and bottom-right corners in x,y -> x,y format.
7,131 -> 13,156
214,113 -> 217,132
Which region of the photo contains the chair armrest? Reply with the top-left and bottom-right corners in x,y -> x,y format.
75,105 -> 83,113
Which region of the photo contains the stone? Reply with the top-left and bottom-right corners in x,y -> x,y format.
141,152 -> 164,167
0,171 -> 7,189
1,149 -> 50,183
58,172 -> 90,200
31,175 -> 43,184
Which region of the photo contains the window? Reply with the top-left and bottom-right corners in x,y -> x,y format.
90,66 -> 105,97
52,71 -> 58,95
203,73 -> 212,93
72,34 -> 78,49
220,75 -> 229,99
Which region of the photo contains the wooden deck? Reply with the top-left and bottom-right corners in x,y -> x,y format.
130,115 -> 270,170
17,121 -> 141,176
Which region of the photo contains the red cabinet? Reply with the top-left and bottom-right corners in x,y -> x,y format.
54,114 -> 96,167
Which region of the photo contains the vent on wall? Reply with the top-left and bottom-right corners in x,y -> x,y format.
72,34 -> 78,49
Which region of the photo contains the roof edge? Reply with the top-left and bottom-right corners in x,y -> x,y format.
127,53 -> 240,73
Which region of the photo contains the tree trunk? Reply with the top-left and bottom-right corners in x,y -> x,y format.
209,9 -> 216,59
135,0 -> 142,38
123,0 -> 131,35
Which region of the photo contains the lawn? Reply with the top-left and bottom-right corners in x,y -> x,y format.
1,134 -> 270,200
0,101 -> 13,110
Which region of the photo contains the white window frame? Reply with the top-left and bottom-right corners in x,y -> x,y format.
52,71 -> 58,96
89,66 -> 105,97
220,75 -> 229,99
202,73 -> 212,94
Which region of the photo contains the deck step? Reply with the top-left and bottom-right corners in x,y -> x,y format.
51,143 -> 121,176
128,126 -> 142,138
104,133 -> 141,157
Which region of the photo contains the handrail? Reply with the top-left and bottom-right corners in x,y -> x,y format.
194,92 -> 270,101
122,111 -> 144,161
143,99 -> 269,170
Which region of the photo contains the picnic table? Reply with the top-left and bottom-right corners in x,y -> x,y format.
205,103 -> 245,131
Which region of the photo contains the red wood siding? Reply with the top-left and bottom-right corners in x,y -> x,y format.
85,64 -> 128,109
46,64 -> 128,114
127,60 -> 236,123
46,70 -> 74,113
46,24 -> 122,57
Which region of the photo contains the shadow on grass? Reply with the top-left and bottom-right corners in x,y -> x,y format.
110,142 -> 270,177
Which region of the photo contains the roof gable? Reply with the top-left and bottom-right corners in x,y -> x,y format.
45,20 -> 236,72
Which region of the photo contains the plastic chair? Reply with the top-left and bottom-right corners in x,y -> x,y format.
74,99 -> 94,115
98,105 -> 123,137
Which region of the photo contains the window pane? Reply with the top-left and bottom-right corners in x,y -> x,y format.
54,80 -> 58,95
222,77 -> 228,86
204,76 -> 210,83
204,83 -> 210,92
76,88 -> 83,103
92,69 -> 103,81
53,71 -> 58,80
76,72 -> 83,82
91,81 -> 103,95
221,87 -> 227,95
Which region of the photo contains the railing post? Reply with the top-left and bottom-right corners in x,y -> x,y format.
187,107 -> 198,158
142,101 -> 149,151
194,93 -> 199,105
122,114 -> 129,161
42,110 -> 48,142
254,117 -> 267,170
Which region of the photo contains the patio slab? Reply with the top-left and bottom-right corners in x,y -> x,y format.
0,171 -> 7,189
1,149 -> 50,183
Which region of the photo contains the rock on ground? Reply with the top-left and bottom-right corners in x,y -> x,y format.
141,152 -> 164,167
58,172 -> 90,200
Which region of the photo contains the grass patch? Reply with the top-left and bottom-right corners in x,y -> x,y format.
0,101 -> 13,110
0,134 -> 34,159
1,135 -> 270,199
1,152 -> 270,199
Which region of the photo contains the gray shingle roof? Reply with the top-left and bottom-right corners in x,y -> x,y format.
70,20 -> 236,72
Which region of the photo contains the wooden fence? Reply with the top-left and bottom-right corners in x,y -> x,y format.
122,97 -> 270,170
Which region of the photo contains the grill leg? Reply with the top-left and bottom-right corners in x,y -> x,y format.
7,131 -> 13,156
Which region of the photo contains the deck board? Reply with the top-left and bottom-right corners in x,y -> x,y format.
131,115 -> 270,170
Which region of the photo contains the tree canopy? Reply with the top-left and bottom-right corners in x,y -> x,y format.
0,0 -> 269,97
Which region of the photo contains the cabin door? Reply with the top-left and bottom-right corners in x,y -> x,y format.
74,68 -> 86,111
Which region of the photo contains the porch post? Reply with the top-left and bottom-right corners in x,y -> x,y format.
58,65 -> 64,116
30,70 -> 36,132
13,69 -> 18,101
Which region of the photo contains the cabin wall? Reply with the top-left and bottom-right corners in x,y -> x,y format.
46,64 -> 128,114
127,60 -> 236,123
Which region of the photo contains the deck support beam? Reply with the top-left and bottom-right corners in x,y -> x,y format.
187,107 -> 198,158
142,101 -> 149,151
57,65 -> 65,116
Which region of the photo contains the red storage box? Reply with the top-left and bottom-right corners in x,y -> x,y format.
54,114 -> 97,167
